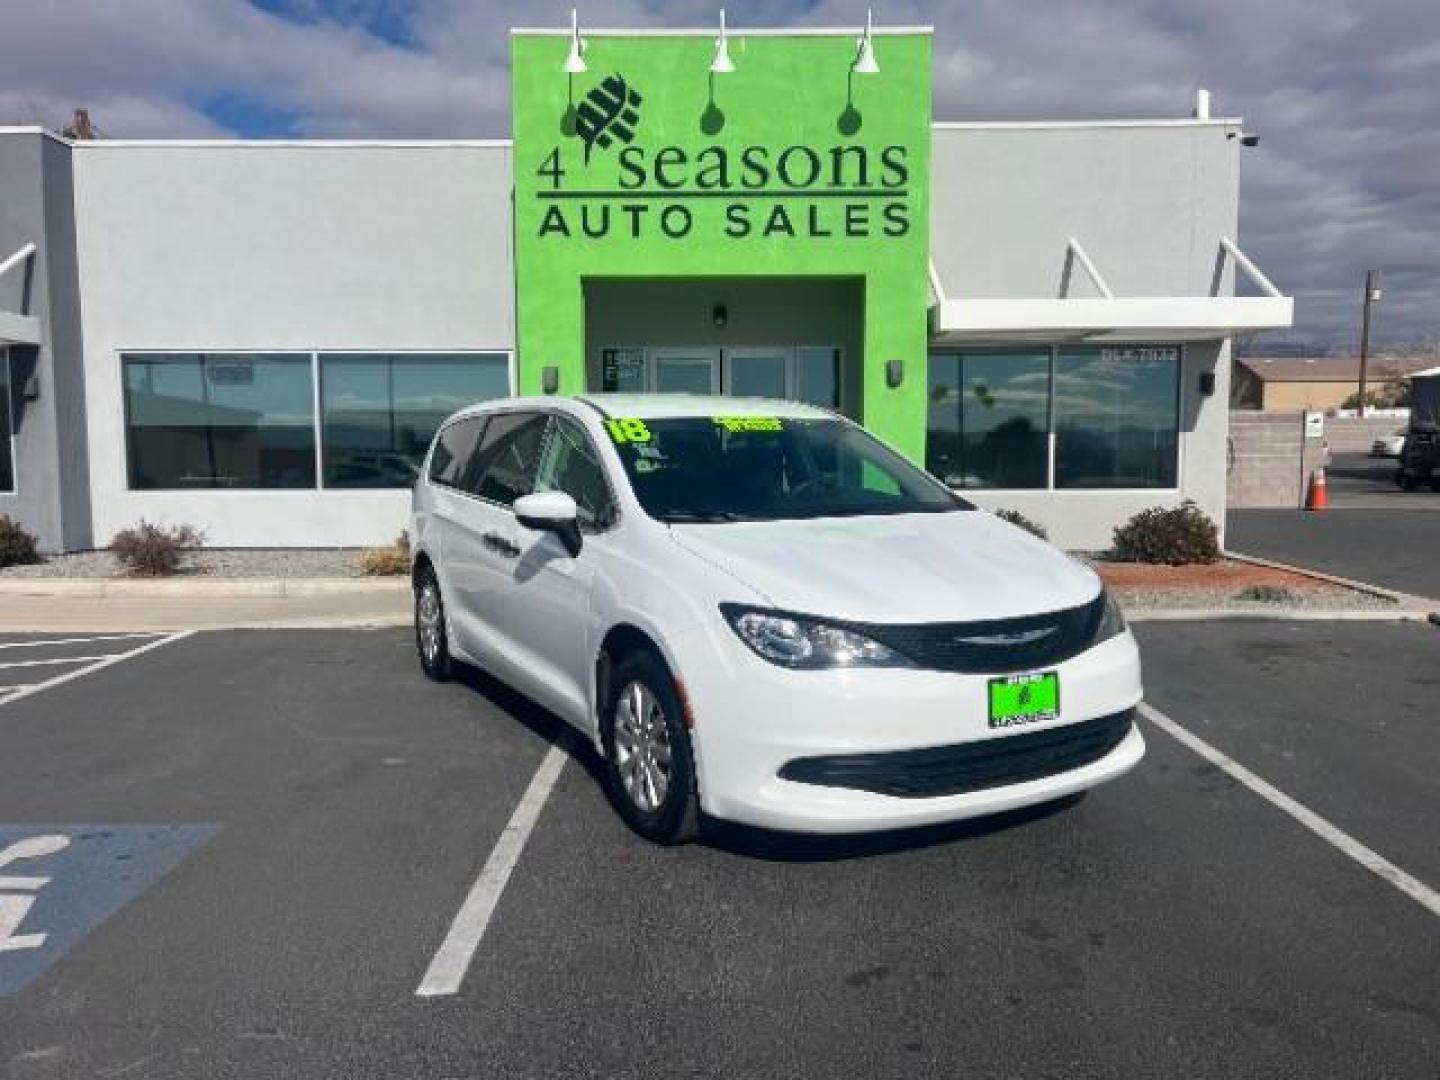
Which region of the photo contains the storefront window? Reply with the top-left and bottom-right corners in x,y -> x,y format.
123,353 -> 316,489
0,349 -> 13,493
1055,346 -> 1180,489
796,346 -> 840,409
320,353 -> 509,488
926,350 -> 1050,488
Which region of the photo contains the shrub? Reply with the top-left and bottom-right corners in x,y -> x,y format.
110,520 -> 205,577
0,515 -> 41,569
360,531 -> 411,577
1110,501 -> 1221,566
994,509 -> 1048,541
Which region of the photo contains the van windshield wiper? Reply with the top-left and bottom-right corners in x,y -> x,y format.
660,509 -> 757,523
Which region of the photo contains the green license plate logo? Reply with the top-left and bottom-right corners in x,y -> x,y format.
988,672 -> 1059,729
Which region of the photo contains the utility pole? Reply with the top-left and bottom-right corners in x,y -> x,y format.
1358,269 -> 1381,417
61,108 -> 95,140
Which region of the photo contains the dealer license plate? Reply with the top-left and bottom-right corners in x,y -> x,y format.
987,672 -> 1059,729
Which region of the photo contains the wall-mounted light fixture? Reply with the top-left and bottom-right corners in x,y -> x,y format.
853,9 -> 879,75
1198,371 -> 1216,397
711,9 -> 736,74
885,357 -> 903,388
542,365 -> 560,394
712,302 -> 729,329
564,8 -> 588,74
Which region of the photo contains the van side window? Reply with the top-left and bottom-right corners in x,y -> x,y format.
428,417 -> 486,488
535,417 -> 616,530
465,412 -> 549,506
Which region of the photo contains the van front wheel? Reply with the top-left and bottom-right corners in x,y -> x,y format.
414,567 -> 453,682
601,650 -> 700,845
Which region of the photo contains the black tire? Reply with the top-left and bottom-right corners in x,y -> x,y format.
600,649 -> 700,845
1401,475 -> 1420,491
1429,478 -> 1440,493
413,565 -> 453,682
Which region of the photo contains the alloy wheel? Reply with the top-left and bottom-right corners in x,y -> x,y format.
417,581 -> 443,664
612,680 -> 673,812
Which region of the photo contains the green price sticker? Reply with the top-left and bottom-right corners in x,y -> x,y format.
715,416 -> 783,433
605,418 -> 652,444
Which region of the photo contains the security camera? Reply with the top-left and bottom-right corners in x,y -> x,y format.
1241,133 -> 1259,147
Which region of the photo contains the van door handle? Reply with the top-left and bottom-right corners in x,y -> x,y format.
482,532 -> 521,558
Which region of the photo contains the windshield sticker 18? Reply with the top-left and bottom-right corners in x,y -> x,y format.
605,419 -> 652,444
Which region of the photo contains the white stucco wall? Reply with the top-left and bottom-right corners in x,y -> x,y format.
72,141 -> 515,547
928,122 -> 1243,549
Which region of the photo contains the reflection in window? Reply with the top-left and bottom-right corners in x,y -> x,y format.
926,350 -> 1050,488
796,346 -> 840,409
0,349 -> 13,493
321,354 -> 509,488
428,416 -> 486,489
535,417 -> 613,529
1055,346 -> 1179,489
469,412 -> 549,506
123,354 -> 315,489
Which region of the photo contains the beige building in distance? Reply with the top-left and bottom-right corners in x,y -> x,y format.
1232,355 -> 1436,410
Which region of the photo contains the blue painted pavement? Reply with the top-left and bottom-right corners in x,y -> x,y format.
0,824 -> 218,996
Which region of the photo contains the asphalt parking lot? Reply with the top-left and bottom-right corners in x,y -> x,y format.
0,623 -> 1436,1078
1229,503 -> 1440,601
1323,451 -> 1438,510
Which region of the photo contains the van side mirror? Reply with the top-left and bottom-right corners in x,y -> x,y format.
514,492 -> 583,557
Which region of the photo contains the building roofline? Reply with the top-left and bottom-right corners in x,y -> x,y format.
932,118 -> 1244,131
511,25 -> 933,37
0,125 -> 70,145
11,121 -> 1243,149
65,138 -> 513,149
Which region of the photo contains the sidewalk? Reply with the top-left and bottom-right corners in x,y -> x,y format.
0,581 -> 409,632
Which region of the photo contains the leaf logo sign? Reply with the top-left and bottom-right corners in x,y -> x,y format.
575,75 -> 642,163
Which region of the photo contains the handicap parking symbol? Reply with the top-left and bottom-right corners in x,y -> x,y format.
0,824 -> 217,996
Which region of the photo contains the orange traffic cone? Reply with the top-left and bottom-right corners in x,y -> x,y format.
1305,466 -> 1328,511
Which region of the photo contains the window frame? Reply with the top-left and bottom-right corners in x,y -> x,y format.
1052,344 -> 1184,493
119,350 -> 319,492
926,343 -> 1185,494
0,346 -> 14,495
317,350 -> 515,491
116,348 -> 516,493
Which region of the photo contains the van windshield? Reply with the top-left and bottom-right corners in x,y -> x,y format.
603,415 -> 972,523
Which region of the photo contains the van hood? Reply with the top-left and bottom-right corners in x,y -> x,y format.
671,511 -> 1102,624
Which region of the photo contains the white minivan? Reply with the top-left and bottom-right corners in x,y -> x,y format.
411,395 -> 1144,844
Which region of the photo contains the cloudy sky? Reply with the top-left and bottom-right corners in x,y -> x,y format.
2,0 -> 1435,347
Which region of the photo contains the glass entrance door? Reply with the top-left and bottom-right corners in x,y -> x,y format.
723,349 -> 789,399
650,348 -> 720,394
597,345 -> 841,408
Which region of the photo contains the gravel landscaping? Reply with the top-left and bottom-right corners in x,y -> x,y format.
0,549 -> 375,579
1088,557 -> 1397,611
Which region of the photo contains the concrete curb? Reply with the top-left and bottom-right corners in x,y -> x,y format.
1127,607 -> 1434,623
1223,549 -> 1429,606
0,577 -> 410,599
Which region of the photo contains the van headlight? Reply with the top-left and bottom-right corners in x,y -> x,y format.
720,605 -> 912,670
1095,589 -> 1127,643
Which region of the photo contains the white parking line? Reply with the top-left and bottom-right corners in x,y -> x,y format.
0,633 -> 161,651
1139,702 -> 1440,919
0,656 -> 127,671
0,632 -> 195,710
416,744 -> 569,998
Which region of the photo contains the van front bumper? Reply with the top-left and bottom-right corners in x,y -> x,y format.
670,622 -> 1145,834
